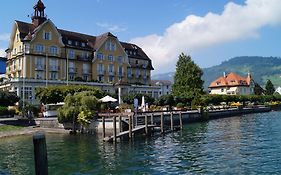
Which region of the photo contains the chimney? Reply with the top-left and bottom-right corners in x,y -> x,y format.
223,72 -> 226,78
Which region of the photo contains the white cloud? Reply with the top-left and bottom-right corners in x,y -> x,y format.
96,22 -> 127,33
131,0 -> 281,74
0,49 -> 6,57
0,33 -> 10,41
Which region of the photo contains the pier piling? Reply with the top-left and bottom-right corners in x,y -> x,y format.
129,115 -> 132,138
113,116 -> 117,142
102,116 -> 105,139
119,115 -> 122,133
170,112 -> 174,131
161,113 -> 164,134
33,133 -> 48,175
145,115 -> 148,135
179,112 -> 183,130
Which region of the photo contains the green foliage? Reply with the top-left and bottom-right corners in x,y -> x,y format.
58,92 -> 100,128
176,103 -> 185,108
36,85 -> 105,104
156,94 -> 175,110
172,53 -> 204,99
122,93 -> 155,105
265,79 -> 275,95
0,91 -> 19,107
0,106 -> 9,116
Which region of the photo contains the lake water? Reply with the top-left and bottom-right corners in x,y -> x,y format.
1,111 -> 281,174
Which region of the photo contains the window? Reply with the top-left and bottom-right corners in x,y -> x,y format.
35,72 -> 43,79
19,46 -> 22,53
118,66 -> 123,76
81,42 -> 86,47
97,64 -> 104,74
16,34 -> 19,42
75,41 -> 79,46
44,32 -> 51,40
97,53 -> 103,60
14,48 -> 17,55
68,40 -> 72,45
108,76 -> 114,82
98,76 -> 104,82
135,60 -> 138,65
49,46 -> 58,55
136,69 -> 141,77
108,64 -> 114,74
35,44 -> 44,53
118,56 -> 123,64
50,72 -> 58,80
83,75 -> 88,81
68,50 -> 75,59
69,74 -> 75,81
108,55 -> 114,62
106,40 -> 116,51
127,68 -> 132,77
221,88 -> 224,92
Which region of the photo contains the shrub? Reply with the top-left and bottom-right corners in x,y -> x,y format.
0,106 -> 9,116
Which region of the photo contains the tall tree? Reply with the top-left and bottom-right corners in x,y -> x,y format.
265,79 -> 275,95
172,53 -> 204,99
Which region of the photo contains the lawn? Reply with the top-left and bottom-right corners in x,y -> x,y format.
0,125 -> 24,132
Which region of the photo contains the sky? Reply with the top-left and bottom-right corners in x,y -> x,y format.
1,0 -> 281,75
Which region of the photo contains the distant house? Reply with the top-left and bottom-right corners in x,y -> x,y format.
209,72 -> 255,95
0,57 -> 6,74
151,80 -> 172,96
275,87 -> 281,95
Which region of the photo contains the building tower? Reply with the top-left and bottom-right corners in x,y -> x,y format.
32,0 -> 47,27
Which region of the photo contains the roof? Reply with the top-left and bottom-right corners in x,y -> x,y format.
14,20 -> 153,69
151,80 -> 172,86
0,57 -> 7,62
209,72 -> 253,88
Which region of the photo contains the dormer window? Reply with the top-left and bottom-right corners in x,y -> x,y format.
81,42 -> 86,47
68,40 -> 72,45
44,32 -> 51,40
75,41 -> 79,46
16,34 -> 19,42
108,55 -> 114,62
216,82 -> 221,85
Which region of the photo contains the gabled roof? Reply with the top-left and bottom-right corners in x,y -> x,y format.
14,20 -> 153,69
209,72 -> 253,88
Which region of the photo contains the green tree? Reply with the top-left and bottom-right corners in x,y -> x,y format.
36,85 -> 104,104
156,94 -> 175,110
265,79 -> 275,95
172,53 -> 204,99
0,91 -> 19,106
58,91 -> 100,133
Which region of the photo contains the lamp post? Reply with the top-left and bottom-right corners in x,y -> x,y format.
22,43 -> 26,117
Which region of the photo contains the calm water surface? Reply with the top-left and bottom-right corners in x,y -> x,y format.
1,111 -> 281,174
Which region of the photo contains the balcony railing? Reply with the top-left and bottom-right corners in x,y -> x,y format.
68,67 -> 77,73
82,69 -> 91,75
97,70 -> 105,75
77,55 -> 92,61
108,71 -> 115,76
49,65 -> 59,72
35,64 -> 44,71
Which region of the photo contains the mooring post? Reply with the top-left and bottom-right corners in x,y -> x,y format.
33,133 -> 48,175
161,113 -> 164,134
151,113 -> 154,125
170,112 -> 174,131
119,115 -> 122,133
102,116 -> 105,139
179,112 -> 183,130
145,114 -> 148,135
129,115 -> 132,139
113,116 -> 117,142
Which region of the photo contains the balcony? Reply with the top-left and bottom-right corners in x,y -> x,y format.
108,71 -> 115,76
82,69 -> 91,75
68,67 -> 77,73
97,70 -> 105,75
49,65 -> 59,72
35,64 -> 44,71
77,55 -> 92,62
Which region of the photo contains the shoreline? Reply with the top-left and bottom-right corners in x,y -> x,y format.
0,127 -> 69,139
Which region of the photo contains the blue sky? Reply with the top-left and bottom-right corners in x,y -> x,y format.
1,0 -> 281,75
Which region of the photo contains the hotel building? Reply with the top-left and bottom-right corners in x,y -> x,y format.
0,0 -> 164,104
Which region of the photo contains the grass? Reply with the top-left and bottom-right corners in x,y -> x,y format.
0,125 -> 24,132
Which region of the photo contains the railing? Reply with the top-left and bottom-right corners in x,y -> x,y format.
49,65 -> 59,71
35,64 -> 44,71
108,71 -> 115,76
68,67 -> 77,73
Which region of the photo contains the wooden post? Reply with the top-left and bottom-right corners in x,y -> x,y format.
102,116 -> 105,139
145,115 -> 148,135
179,112 -> 183,130
119,115 -> 122,133
151,113 -> 154,125
170,112 -> 174,131
161,113 -> 164,134
129,115 -> 132,139
113,116 -> 117,142
33,133 -> 48,175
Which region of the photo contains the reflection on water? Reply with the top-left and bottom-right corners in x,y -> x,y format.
1,111 -> 281,174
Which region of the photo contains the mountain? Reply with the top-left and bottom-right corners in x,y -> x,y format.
152,56 -> 281,89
